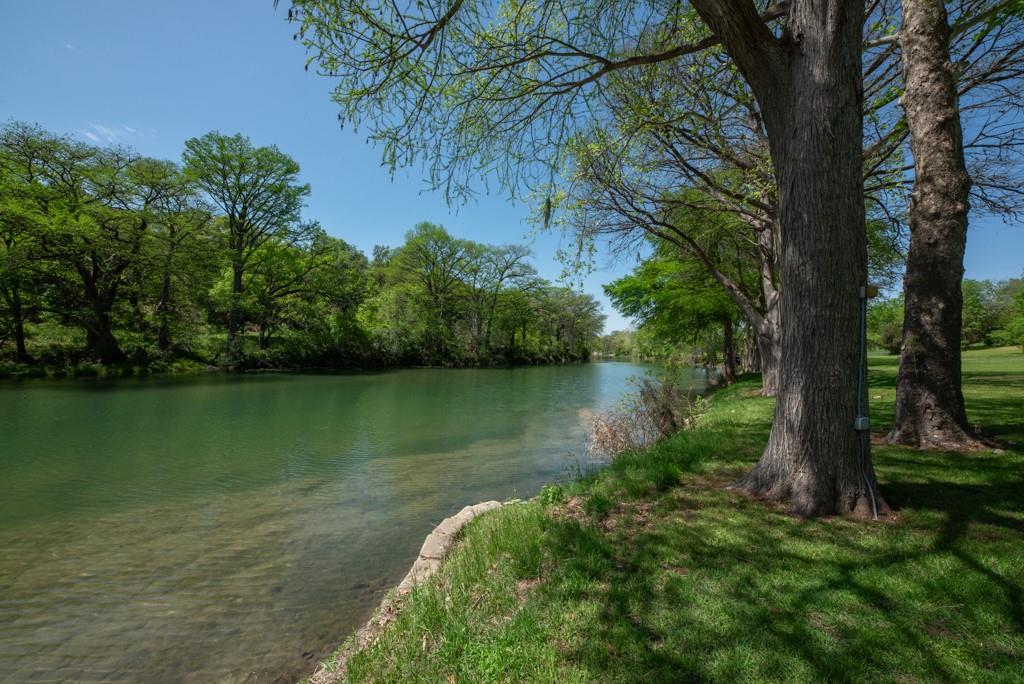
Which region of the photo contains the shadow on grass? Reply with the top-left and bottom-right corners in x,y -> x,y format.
539,437 -> 1024,682
539,352 -> 1024,681
881,450 -> 1024,628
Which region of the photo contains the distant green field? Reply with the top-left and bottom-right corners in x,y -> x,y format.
312,347 -> 1024,683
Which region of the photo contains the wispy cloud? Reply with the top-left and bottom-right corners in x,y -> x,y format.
65,43 -> 76,51
80,123 -> 148,145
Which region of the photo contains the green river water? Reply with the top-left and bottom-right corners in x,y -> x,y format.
0,362 -> 703,683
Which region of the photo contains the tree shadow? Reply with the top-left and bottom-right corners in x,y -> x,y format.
540,461 -> 1024,682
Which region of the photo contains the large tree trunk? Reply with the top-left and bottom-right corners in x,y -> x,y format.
888,0 -> 981,450
77,265 -> 127,365
84,307 -> 125,365
755,333 -> 780,396
694,0 -> 887,517
722,315 -> 737,384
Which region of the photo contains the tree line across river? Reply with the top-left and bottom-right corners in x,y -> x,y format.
0,124 -> 605,375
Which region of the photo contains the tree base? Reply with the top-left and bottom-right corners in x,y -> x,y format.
734,458 -> 892,520
887,416 -> 987,451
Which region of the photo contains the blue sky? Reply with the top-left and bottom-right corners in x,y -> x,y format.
1,1 -> 1021,333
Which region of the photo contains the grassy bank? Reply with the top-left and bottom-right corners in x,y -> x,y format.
312,347 -> 1024,683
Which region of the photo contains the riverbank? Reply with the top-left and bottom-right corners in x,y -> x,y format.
0,351 -> 603,380
309,346 -> 1024,682
1,361 -> 660,683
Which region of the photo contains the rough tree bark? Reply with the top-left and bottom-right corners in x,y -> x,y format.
83,306 -> 125,364
754,306 -> 781,396
77,264 -> 126,365
888,0 -> 982,450
755,220 -> 781,395
742,320 -> 762,373
722,315 -> 738,384
693,0 -> 888,517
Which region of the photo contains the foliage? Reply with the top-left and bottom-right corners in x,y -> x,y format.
962,277 -> 1024,350
867,296 -> 904,354
605,245 -> 734,345
182,131 -> 312,361
604,236 -> 739,369
537,484 -> 567,507
868,279 -> 1024,355
359,222 -> 604,366
0,122 -> 605,372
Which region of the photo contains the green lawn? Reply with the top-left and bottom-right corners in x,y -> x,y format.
315,347 -> 1024,683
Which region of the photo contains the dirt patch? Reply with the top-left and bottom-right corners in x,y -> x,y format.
550,496 -> 588,524
599,500 -> 655,533
661,563 -> 690,577
515,577 -> 540,605
693,467 -> 746,489
923,619 -> 952,638
807,611 -> 840,639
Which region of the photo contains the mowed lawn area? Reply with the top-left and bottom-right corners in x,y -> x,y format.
316,347 -> 1024,684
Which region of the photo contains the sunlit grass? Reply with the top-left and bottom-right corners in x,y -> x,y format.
317,347 -> 1024,683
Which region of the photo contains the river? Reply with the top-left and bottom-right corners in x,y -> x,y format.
0,362 -> 704,683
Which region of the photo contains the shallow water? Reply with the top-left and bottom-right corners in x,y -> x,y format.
0,362 -> 702,683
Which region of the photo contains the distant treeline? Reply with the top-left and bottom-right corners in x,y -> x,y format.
868,278 -> 1024,355
0,123 -> 604,375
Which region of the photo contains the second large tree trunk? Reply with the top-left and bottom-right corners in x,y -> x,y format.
742,320 -> 761,373
888,0 -> 981,450
755,308 -> 781,396
696,0 -> 888,517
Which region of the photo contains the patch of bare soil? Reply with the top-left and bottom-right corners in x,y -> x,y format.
515,578 -> 540,605
549,496 -> 588,524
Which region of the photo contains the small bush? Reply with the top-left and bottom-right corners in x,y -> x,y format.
538,484 -> 566,506
586,374 -> 708,459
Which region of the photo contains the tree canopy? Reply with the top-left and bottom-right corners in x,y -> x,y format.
0,123 -> 605,373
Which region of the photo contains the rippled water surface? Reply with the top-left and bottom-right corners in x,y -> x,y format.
0,362 -> 701,683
